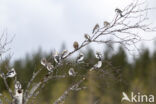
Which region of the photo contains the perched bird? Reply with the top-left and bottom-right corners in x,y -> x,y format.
41,58 -> 54,72
53,51 -> 61,64
40,58 -> 48,67
46,62 -> 54,72
76,53 -> 84,63
84,34 -> 91,42
6,68 -> 16,78
104,21 -> 110,27
90,60 -> 102,71
73,41 -> 79,50
61,50 -> 68,59
15,81 -> 22,90
115,8 -> 123,17
95,51 -> 102,60
92,24 -> 99,34
68,68 -> 76,76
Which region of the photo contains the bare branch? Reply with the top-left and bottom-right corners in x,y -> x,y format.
53,78 -> 86,104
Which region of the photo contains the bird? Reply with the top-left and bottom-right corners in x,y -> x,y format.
53,51 -> 61,64
121,92 -> 131,102
92,24 -> 99,34
90,60 -> 102,71
40,58 -> 54,72
15,81 -> 22,90
46,62 -> 54,72
84,34 -> 91,42
104,21 -> 110,27
95,51 -> 102,60
76,53 -> 84,63
61,50 -> 68,59
6,68 -> 16,78
73,41 -> 79,50
40,58 -> 48,67
115,8 -> 123,17
68,68 -> 76,76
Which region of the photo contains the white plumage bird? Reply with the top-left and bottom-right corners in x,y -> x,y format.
40,58 -> 54,72
53,51 -> 61,64
46,62 -> 54,72
68,68 -> 76,76
76,53 -> 84,63
61,50 -> 68,59
15,81 -> 22,90
6,68 -> 16,78
40,58 -> 47,67
90,60 -> 102,71
95,51 -> 102,60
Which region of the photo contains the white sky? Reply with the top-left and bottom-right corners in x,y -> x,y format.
0,0 -> 156,60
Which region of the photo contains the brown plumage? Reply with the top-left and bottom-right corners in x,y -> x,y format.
92,24 -> 99,34
73,41 -> 79,50
104,21 -> 110,27
84,34 -> 91,42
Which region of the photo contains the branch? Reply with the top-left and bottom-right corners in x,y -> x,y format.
53,78 -> 86,104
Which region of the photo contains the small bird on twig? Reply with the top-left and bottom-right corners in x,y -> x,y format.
6,68 -> 16,78
90,51 -> 103,71
95,51 -> 102,60
40,58 -> 54,72
53,51 -> 61,64
61,50 -> 68,59
104,21 -> 110,27
90,60 -> 102,71
40,58 -> 47,67
84,34 -> 91,42
15,81 -> 22,90
92,24 -> 99,34
115,8 -> 123,17
73,41 -> 79,50
46,62 -> 54,72
68,68 -> 76,76
76,52 -> 84,63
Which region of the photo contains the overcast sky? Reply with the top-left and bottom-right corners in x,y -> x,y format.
0,0 -> 156,60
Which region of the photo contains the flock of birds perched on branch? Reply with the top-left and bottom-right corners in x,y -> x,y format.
0,7 -> 123,79
0,8 -> 123,104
